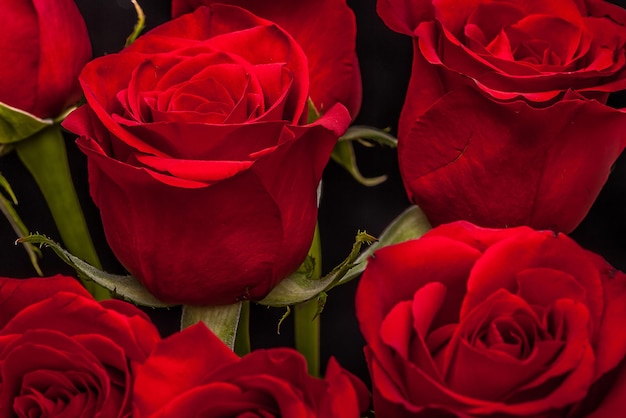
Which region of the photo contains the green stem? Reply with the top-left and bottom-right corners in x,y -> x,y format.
15,124 -> 110,300
234,301 -> 251,356
181,303 -> 242,350
294,224 -> 321,377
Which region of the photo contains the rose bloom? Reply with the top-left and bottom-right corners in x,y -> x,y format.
133,323 -> 370,417
378,0 -> 626,232
356,221 -> 626,417
172,0 -> 361,118
63,4 -> 357,305
0,275 -> 161,417
0,0 -> 91,118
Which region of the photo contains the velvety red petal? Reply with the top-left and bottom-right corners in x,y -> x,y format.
1,292 -> 159,361
399,87 -> 626,232
593,270 -> 626,379
585,359 -> 626,417
172,0 -> 361,118
0,1 -> 38,114
0,330 -> 111,416
376,0 -> 435,35
135,155 -> 253,183
323,357 -> 370,416
461,230 -> 604,322
444,290 -> 554,401
0,276 -> 90,329
133,323 -> 239,417
31,0 -> 91,117
421,221 -> 534,253
79,143 -> 283,304
356,236 -> 481,347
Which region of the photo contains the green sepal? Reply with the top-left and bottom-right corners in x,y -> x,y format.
259,205 -> 431,307
125,0 -> 146,47
307,97 -> 321,124
18,234 -> 172,307
276,306 -> 291,335
313,292 -> 327,320
0,101 -> 52,144
181,303 -> 242,351
332,125 -> 398,187
259,231 -> 377,307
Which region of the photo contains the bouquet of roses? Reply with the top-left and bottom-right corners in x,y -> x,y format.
2,0 -> 626,417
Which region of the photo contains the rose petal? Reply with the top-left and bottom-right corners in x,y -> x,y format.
133,324 -> 239,416
399,87 -> 626,232
172,0 -> 361,117
0,276 -> 90,329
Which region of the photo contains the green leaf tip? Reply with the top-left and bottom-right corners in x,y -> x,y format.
277,306 -> 292,335
331,125 -> 399,187
125,0 -> 146,47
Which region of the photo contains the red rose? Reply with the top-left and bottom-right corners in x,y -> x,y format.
378,0 -> 626,232
0,275 -> 161,417
133,323 -> 370,417
356,221 -> 626,417
63,5 -> 352,304
171,0 -> 361,118
0,0 -> 91,118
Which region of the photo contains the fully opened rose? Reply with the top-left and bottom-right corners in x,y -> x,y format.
379,0 -> 626,232
63,5 -> 354,305
133,323 -> 370,417
0,275 -> 161,417
356,221 -> 626,416
0,0 -> 91,118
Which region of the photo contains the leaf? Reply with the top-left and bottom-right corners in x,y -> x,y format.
331,125 -> 398,187
339,125 -> 398,148
0,176 -> 42,275
0,101 -> 52,144
181,303 -> 242,350
16,104 -> 100,269
331,141 -> 388,186
18,234 -> 173,307
0,172 -> 18,204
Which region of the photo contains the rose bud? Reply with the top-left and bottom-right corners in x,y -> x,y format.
63,5 -> 353,305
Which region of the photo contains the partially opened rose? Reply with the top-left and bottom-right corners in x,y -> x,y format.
172,0 -> 361,118
133,323 -> 370,417
0,275 -> 161,417
356,221 -> 626,416
63,5 -> 352,304
378,0 -> 626,232
0,0 -> 91,118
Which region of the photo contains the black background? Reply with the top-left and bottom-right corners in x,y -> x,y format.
2,0 -> 626,383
